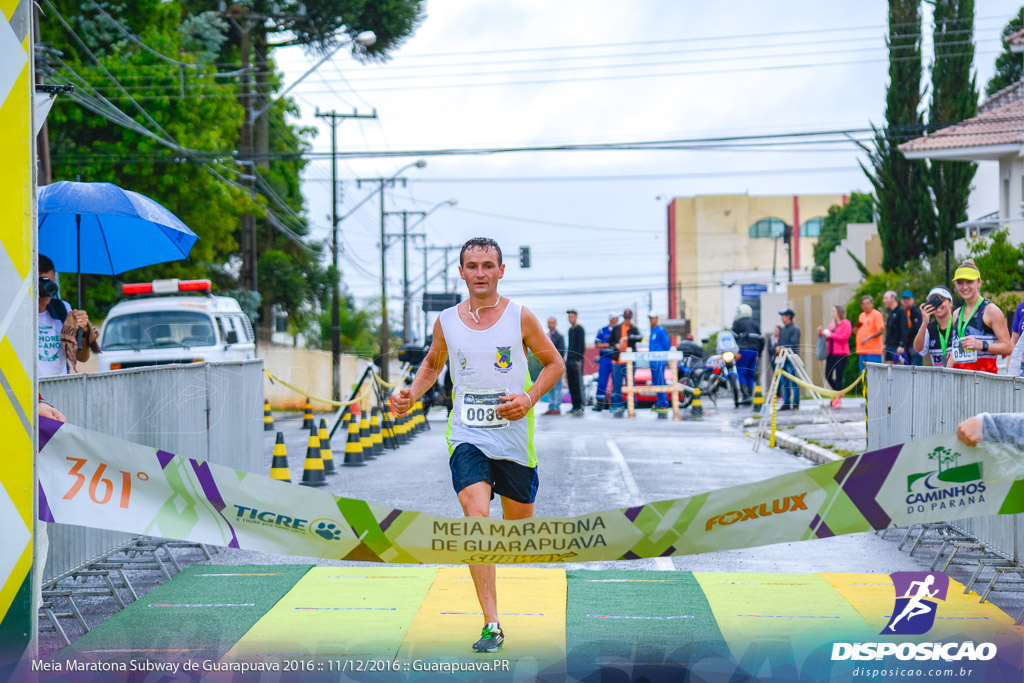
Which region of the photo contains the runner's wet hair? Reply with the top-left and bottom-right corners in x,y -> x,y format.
460,238 -> 502,266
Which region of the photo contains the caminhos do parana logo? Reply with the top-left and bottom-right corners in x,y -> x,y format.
906,446 -> 985,513
494,346 -> 512,372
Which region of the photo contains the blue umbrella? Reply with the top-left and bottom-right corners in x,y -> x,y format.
38,181 -> 199,307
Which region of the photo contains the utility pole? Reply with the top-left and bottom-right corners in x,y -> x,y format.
315,109 -> 377,400
421,244 -> 459,293
357,177 -> 407,382
383,211 -> 426,344
231,6 -> 258,294
355,161 -> 427,380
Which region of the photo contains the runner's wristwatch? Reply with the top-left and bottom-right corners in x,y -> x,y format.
983,341 -> 989,352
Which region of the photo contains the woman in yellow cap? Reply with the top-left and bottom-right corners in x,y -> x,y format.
946,259 -> 1011,374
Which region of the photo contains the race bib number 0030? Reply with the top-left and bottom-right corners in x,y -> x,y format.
460,391 -> 510,429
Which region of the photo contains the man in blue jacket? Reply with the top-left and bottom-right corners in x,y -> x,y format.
648,312 -> 670,414
592,312 -> 617,411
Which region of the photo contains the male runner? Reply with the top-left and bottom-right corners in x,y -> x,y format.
391,237 -> 564,653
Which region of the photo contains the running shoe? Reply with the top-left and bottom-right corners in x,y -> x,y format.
472,625 -> 504,653
651,407 -> 667,415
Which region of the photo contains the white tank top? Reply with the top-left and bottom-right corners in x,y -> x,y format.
440,298 -> 536,467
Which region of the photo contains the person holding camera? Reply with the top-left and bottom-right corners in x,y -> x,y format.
38,254 -> 97,377
913,286 -> 954,367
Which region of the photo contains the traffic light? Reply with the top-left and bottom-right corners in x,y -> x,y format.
519,246 -> 531,268
783,224 -> 793,245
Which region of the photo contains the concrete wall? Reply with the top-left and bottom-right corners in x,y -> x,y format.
260,343 -> 369,410
672,193 -> 845,334
830,223 -> 884,284
774,282 -> 857,388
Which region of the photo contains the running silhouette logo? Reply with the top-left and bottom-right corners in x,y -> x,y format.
882,571 -> 949,635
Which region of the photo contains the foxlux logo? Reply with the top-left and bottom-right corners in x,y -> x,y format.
831,572 -> 997,662
704,493 -> 807,531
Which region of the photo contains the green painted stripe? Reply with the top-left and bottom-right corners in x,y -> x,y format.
566,570 -> 729,678
57,565 -> 312,664
0,572 -> 31,678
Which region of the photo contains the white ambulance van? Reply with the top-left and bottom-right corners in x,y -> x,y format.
98,279 -> 256,371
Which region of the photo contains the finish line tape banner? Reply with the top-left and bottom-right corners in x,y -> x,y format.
37,417 -> 1024,564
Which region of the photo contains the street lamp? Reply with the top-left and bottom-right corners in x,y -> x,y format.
253,30 -> 377,121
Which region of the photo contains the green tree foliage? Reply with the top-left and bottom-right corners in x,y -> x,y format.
315,295 -> 382,359
844,253 -> 949,324
985,7 -> 1024,97
968,229 -> 1024,293
811,192 -> 874,282
861,0 -> 936,271
42,0 -> 250,319
930,0 -> 978,261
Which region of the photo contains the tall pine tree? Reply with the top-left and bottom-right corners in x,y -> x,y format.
861,0 -> 936,271
930,0 -> 978,264
985,7 -> 1024,97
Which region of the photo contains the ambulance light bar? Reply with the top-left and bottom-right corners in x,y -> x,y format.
122,279 -> 212,295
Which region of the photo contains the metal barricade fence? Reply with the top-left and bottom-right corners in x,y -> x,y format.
866,364 -> 1022,562
39,360 -> 264,581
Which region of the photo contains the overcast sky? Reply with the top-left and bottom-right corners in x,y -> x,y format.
271,0 -> 1021,342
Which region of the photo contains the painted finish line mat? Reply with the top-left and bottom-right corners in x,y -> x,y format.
57,566 -> 1023,674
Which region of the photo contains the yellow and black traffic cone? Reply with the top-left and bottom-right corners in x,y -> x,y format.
383,405 -> 399,450
264,399 -> 274,431
300,397 -> 313,430
270,432 -> 290,482
691,387 -> 704,418
344,414 -> 366,466
359,408 -> 375,460
299,422 -> 327,487
370,407 -> 384,456
414,400 -> 427,433
752,385 -> 764,415
396,406 -> 410,445
410,401 -> 421,434
318,418 -> 336,475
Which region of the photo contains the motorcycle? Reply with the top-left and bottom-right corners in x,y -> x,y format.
700,331 -> 742,408
675,340 -> 705,408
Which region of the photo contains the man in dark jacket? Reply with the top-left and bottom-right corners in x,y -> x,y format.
776,309 -> 801,410
883,290 -> 903,364
544,317 -> 566,414
609,309 -> 643,413
565,310 -> 586,415
898,289 -> 923,366
732,304 -> 763,405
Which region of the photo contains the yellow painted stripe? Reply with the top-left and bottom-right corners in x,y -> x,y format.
823,573 -> 1024,642
226,567 -> 437,660
694,572 -> 875,666
396,567 -> 566,671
